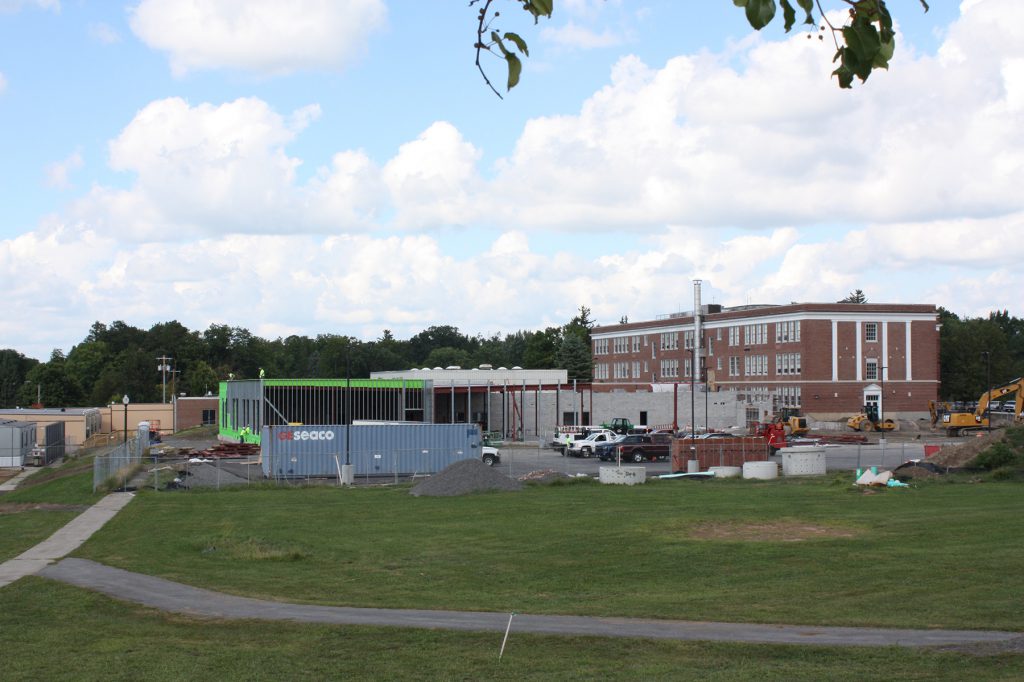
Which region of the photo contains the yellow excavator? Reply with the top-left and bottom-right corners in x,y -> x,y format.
940,378 -> 1024,437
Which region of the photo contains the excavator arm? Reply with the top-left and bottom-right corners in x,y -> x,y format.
975,378 -> 1024,419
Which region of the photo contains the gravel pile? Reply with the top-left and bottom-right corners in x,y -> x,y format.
410,458 -> 523,497
175,462 -> 250,489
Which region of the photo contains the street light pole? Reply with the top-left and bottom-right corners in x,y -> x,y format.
157,356 -> 172,403
339,349 -> 355,486
880,365 -> 886,427
122,394 -> 130,444
690,346 -> 696,441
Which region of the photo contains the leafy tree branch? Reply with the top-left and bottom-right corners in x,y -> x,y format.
472,0 -> 929,95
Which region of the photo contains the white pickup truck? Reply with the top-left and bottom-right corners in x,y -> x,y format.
564,429 -> 617,458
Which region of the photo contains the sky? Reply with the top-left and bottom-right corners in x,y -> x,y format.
0,0 -> 1019,361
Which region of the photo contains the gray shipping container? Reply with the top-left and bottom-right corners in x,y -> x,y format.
0,420 -> 36,468
261,423 -> 483,478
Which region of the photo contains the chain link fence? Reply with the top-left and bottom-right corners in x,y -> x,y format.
148,439 -> 941,492
92,436 -> 143,492
165,447 -> 487,490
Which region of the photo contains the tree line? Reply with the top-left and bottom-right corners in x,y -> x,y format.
0,308 -> 596,408
1,306 -> 1020,409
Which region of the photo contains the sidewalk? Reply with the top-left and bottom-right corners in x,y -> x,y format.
0,468 -> 36,492
38,557 -> 1024,649
0,492 -> 134,588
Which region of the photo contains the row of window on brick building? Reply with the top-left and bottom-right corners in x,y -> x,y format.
594,352 -> 802,380
595,320 -> 805,357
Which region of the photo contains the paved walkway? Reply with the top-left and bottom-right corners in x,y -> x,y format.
0,493 -> 134,588
38,558 -> 1023,649
0,468 -> 36,492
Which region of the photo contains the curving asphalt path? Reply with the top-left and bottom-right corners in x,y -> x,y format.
38,557 -> 1024,649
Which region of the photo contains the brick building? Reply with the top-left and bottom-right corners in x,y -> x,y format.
591,303 -> 940,420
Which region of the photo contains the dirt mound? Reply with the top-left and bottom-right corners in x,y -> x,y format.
519,469 -> 571,484
928,431 -> 1005,468
410,458 -> 523,497
894,463 -> 943,480
688,520 -> 859,542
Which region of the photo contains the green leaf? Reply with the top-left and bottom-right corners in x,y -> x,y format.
744,0 -> 776,30
491,30 -> 510,58
832,48 -> 855,89
525,0 -> 553,21
842,18 -> 881,67
919,0 -> 930,11
796,0 -> 814,25
504,31 -> 529,57
506,53 -> 522,91
733,0 -> 748,6
780,0 -> 796,32
873,34 -> 895,69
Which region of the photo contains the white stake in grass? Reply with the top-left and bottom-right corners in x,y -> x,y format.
499,612 -> 516,660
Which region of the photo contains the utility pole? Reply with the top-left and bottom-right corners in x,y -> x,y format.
157,355 -> 173,403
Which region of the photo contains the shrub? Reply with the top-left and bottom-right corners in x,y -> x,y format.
1003,425 -> 1024,449
973,442 -> 1021,471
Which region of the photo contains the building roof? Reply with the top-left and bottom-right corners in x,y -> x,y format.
594,302 -> 937,337
0,407 -> 101,416
372,367 -> 569,385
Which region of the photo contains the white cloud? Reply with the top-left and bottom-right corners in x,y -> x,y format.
129,0 -> 387,76
0,225 -> 580,359
71,97 -> 477,239
45,150 -> 83,189
87,22 -> 121,44
74,97 -> 329,239
0,71 -> 6,94
7,0 -> 1024,360
382,122 -> 483,229
484,0 -> 1024,232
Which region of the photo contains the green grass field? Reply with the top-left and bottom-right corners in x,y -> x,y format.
74,475 -> 1024,630
1,577 -> 1021,682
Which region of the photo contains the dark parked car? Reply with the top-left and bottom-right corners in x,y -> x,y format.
596,433 -> 671,463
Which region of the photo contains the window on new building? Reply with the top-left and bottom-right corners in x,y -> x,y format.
865,358 -> 878,380
865,322 -> 878,342
777,320 -> 800,344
